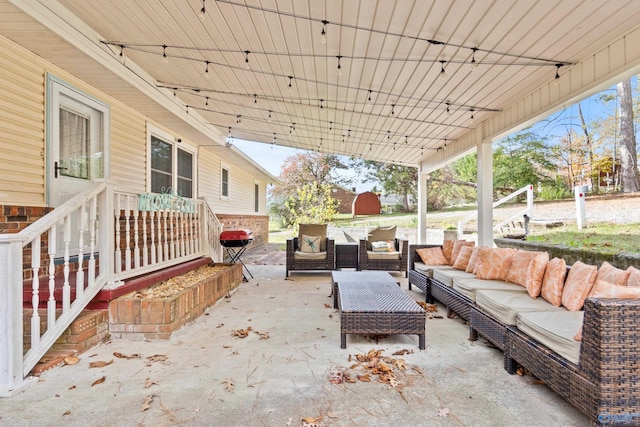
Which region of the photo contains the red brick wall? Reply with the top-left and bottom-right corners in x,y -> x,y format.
216,214 -> 269,250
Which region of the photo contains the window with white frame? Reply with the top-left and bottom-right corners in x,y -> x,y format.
149,131 -> 194,198
221,166 -> 230,198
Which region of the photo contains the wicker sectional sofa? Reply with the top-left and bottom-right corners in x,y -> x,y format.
408,244 -> 640,426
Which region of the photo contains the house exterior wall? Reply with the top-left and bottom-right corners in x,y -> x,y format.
0,35 -> 270,245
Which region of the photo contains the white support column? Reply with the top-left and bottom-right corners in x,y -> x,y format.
0,237 -> 37,396
417,170 -> 428,244
477,127 -> 494,247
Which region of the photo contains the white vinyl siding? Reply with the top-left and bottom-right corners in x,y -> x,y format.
0,36 -> 46,205
110,108 -> 146,194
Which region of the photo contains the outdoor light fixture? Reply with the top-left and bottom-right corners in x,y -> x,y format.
470,109 -> 475,122
268,110 -> 272,121
446,102 -> 451,115
244,50 -> 250,69
162,44 -> 168,63
287,75 -> 293,90
205,60 -> 210,76
470,48 -> 478,70
205,96 -> 209,106
199,0 -> 206,20
391,103 -> 396,116
337,55 -> 343,77
368,90 -> 372,102
439,60 -> 447,80
253,94 -> 257,104
329,121 -> 333,130
320,20 -> 328,44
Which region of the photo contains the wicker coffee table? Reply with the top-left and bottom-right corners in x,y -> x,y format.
331,271 -> 426,349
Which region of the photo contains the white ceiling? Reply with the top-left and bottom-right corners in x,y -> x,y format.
3,0 -> 640,168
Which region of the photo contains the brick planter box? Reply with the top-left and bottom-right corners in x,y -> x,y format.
109,263 -> 243,340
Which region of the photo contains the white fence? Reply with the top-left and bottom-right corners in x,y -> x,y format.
0,182 -> 223,396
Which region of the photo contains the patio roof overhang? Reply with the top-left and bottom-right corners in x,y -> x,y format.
2,0 -> 640,244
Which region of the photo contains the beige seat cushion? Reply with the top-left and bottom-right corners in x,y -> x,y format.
294,251 -> 327,260
475,290 -> 566,325
516,311 -> 583,365
414,262 -> 454,278
432,268 -> 475,287
453,277 -> 527,302
367,250 -> 401,260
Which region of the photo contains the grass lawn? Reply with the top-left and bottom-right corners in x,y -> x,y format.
526,223 -> 640,254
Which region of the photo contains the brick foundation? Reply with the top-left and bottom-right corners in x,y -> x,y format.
108,263 -> 242,340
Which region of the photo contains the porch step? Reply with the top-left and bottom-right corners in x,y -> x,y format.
25,309 -> 110,375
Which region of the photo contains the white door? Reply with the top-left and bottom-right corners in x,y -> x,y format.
48,77 -> 109,257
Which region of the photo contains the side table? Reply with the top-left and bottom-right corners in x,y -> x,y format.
335,243 -> 358,270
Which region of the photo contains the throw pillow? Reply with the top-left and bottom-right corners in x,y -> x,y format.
628,266 -> 640,287
594,261 -> 630,287
465,246 -> 484,273
453,245 -> 474,270
540,257 -> 567,306
524,252 -> 550,298
590,279 -> 640,299
561,261 -> 598,311
442,239 -> 454,262
416,247 -> 449,265
300,234 -> 321,253
298,224 -> 327,251
367,226 -> 396,250
371,240 -> 395,252
474,247 -> 517,281
449,240 -> 474,266
505,250 -> 543,287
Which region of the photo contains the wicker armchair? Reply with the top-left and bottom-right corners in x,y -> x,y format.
358,238 -> 409,277
285,224 -> 335,277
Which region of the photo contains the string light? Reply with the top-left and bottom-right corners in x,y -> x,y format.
119,44 -> 125,57
199,0 -> 206,20
368,90 -> 372,102
329,121 -> 333,130
272,133 -> 277,144
470,47 -> 478,70
205,60 -> 210,76
446,102 -> 451,116
205,96 -> 209,106
320,20 -> 328,44
387,130 -> 391,140
390,104 -> 395,116
439,60 -> 447,80
470,109 -> 475,122
336,55 -> 342,77
268,110 -> 272,121
319,99 -> 324,109
236,115 -> 242,126
254,93 -> 257,104
162,44 -> 168,63
244,50 -> 250,69
405,135 -> 408,144
554,63 -> 563,86
287,75 -> 293,90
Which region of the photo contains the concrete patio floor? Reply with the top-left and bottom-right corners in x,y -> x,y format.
1,262 -> 589,427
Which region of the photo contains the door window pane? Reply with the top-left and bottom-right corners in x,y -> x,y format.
59,107 -> 90,179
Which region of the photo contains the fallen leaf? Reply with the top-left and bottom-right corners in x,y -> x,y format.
302,415 -> 323,427
89,360 -> 113,368
357,374 -> 371,382
140,395 -> 154,412
231,329 -> 249,338
438,408 -> 450,417
323,303 -> 331,308
393,359 -> 407,371
68,385 -> 76,390
146,354 -> 168,364
114,352 -> 141,359
221,378 -> 234,393
216,323 -> 224,328
64,356 -> 79,365
144,378 -> 158,389
392,349 -> 413,356
62,410 -> 71,416
91,376 -> 106,387
255,330 -> 270,340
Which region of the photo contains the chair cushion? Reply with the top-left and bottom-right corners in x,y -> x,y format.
414,262 -> 454,278
540,257 -> 567,306
298,224 -> 327,251
453,277 -> 527,302
516,311 -> 583,365
561,261 -> 597,311
475,290 -> 566,325
299,234 -> 321,253
367,250 -> 401,260
294,251 -> 327,260
432,268 -> 475,287
416,247 -> 449,265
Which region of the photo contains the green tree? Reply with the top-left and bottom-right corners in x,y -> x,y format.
285,182 -> 338,228
355,160 -> 418,211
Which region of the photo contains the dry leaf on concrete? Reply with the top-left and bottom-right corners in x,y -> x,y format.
140,395 -> 154,412
146,354 -> 168,364
91,376 -> 106,387
301,415 -> 323,427
255,330 -> 270,340
438,408 -> 450,417
62,410 -> 71,416
89,360 -> 113,368
357,374 -> 371,382
63,356 -> 79,365
392,349 -> 413,356
231,329 -> 250,338
113,352 -> 141,359
144,378 -> 159,389
221,378 -> 234,393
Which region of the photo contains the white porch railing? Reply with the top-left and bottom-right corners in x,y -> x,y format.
457,184 -> 534,238
0,182 -> 223,396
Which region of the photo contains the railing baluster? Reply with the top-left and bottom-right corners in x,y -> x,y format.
169,210 -> 175,260
88,195 -> 97,287
30,235 -> 41,349
163,210 -> 169,261
47,224 -> 57,328
150,210 -> 157,264
76,205 -> 86,301
142,209 -> 148,266
62,216 -> 71,313
133,197 -> 140,269
124,196 -> 131,270
114,195 -> 122,273
180,211 -> 186,256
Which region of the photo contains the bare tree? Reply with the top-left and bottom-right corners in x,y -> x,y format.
617,80 -> 639,192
